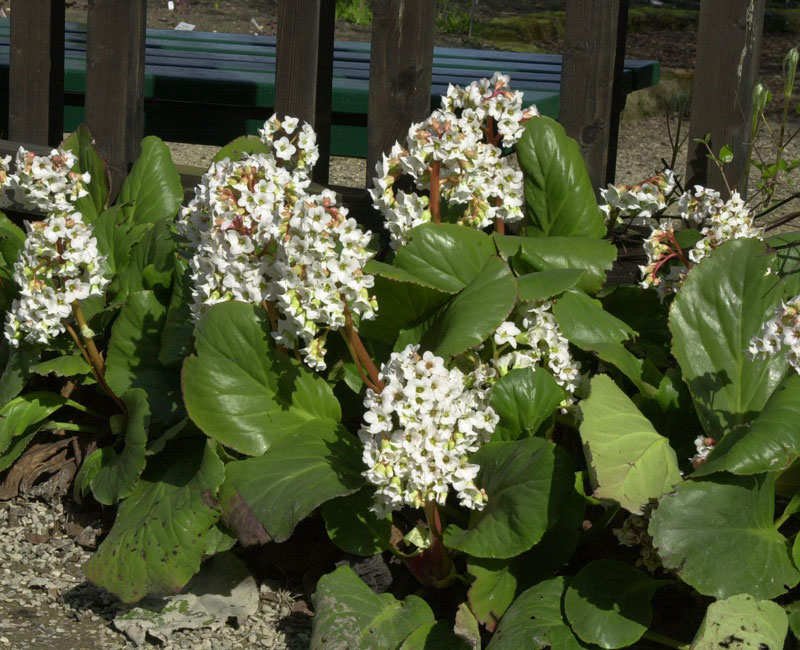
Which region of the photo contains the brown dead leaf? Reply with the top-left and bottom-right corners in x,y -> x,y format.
0,439 -> 75,500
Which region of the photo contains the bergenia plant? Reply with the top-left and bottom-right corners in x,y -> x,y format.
0,70 -> 799,650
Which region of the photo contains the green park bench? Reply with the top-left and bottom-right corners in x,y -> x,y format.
0,19 -> 660,160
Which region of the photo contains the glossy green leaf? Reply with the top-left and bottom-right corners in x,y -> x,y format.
0,213 -> 26,266
670,239 -> 787,436
517,269 -> 585,302
106,290 -> 181,424
443,437 -> 573,558
394,224 -> 497,292
219,419 -> 363,544
73,447 -> 105,504
400,621 -> 471,650
516,116 -> 606,238
691,594 -> 788,650
183,302 -> 340,456
30,354 -> 91,378
84,439 -> 224,604
0,344 -> 40,404
118,221 -> 176,301
212,135 -> 272,163
564,560 -> 667,649
695,373 -> 800,476
650,473 -> 799,599
357,274 -> 451,344
118,136 -> 183,226
92,204 -> 133,278
321,487 -> 393,557
489,367 -> 563,441
495,235 -> 616,294
0,391 -> 66,471
485,577 -> 587,650
90,389 -> 150,505
62,124 -> 110,221
423,256 -> 517,358
467,558 -> 517,631
158,256 -> 194,367
788,602 -> 800,640
580,375 -> 681,514
311,566 -> 435,649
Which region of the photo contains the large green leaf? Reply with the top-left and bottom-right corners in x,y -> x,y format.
117,136 -> 183,226
579,375 -> 681,514
394,224 -> 497,292
0,391 -> 66,471
83,439 -> 224,603
89,389 -> 150,505
485,577 -> 588,650
311,566 -> 435,649
489,367 -> 564,441
443,437 -> 573,558
670,238 -> 788,436
321,487 -> 393,557
517,269 -> 585,302
495,235 -> 616,294
554,291 -> 657,395
92,204 -> 134,277
106,291 -> 181,424
0,213 -> 26,267
695,373 -> 800,476
158,256 -> 194,367
516,116 -> 606,238
117,221 -> 176,302
564,560 -> 667,649
691,594 -> 788,650
357,274 -> 451,344
219,419 -> 363,544
0,344 -> 40,404
467,558 -> 517,632
422,256 -> 518,358
400,621 -> 471,650
62,124 -> 110,221
30,353 -> 91,378
650,473 -> 800,599
183,302 -> 340,456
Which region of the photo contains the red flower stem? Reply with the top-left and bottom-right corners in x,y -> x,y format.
344,304 -> 385,393
429,161 -> 442,224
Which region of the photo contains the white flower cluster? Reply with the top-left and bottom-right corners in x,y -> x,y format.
599,170 -> 676,224
4,212 -> 108,347
749,294 -> 800,373
0,154 -> 11,208
359,344 -> 498,517
257,114 -> 319,175
684,190 -> 762,264
6,147 -> 90,213
371,73 -> 535,247
440,72 -> 540,147
639,226 -> 688,298
689,435 -> 717,470
179,115 -> 377,370
269,190 -> 378,370
493,300 -> 583,407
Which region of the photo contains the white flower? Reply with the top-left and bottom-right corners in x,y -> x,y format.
4,211 -> 109,347
359,345 -> 497,517
750,294 -> 800,376
7,147 -> 90,213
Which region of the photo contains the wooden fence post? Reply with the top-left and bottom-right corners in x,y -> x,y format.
85,0 -> 147,199
9,0 -> 65,146
275,0 -> 335,184
561,0 -> 628,194
366,0 -> 435,187
686,0 -> 765,197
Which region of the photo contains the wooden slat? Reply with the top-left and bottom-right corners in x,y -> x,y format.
560,0 -> 628,192
275,0 -> 335,184
8,0 -> 64,146
85,0 -> 147,199
686,0 -> 765,197
366,0 -> 435,186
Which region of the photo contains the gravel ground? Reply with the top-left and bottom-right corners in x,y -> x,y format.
0,493 -> 312,649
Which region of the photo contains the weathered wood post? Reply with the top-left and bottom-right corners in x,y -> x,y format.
275,0 -> 335,184
366,0 -> 435,186
8,0 -> 65,147
561,0 -> 629,195
686,0 -> 765,197
85,0 -> 147,198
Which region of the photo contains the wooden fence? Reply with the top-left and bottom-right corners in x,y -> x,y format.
1,0 -> 765,209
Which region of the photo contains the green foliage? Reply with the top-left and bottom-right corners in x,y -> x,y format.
335,0 -> 372,25
691,594 -> 788,649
